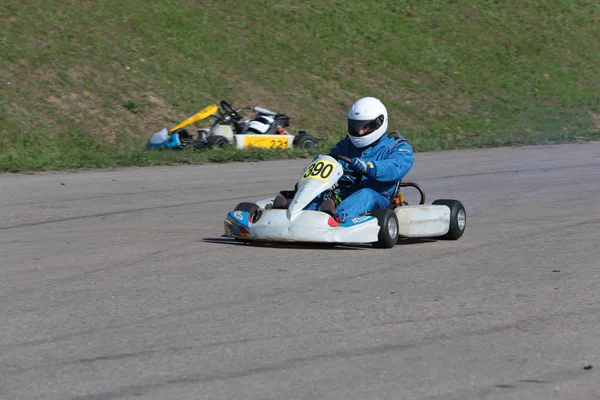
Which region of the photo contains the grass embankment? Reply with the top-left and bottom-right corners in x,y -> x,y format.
1,0 -> 599,171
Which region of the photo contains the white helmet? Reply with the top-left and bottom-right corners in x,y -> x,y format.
347,97 -> 388,148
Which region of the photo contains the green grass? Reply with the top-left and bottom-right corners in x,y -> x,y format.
1,0 -> 599,171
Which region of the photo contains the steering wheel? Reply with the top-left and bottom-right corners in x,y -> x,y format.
327,153 -> 351,164
220,100 -> 242,121
327,153 -> 362,178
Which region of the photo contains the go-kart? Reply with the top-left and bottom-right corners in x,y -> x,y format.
147,100 -> 318,150
223,154 -> 466,247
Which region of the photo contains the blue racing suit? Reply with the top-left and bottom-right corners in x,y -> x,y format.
329,133 -> 414,221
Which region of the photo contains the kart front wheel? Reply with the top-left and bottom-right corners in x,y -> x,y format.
371,208 -> 399,248
207,135 -> 229,148
432,199 -> 466,240
234,202 -> 260,223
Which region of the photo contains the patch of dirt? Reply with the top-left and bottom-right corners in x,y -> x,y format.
67,66 -> 93,84
590,112 -> 600,130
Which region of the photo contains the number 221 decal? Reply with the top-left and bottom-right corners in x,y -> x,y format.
300,160 -> 337,181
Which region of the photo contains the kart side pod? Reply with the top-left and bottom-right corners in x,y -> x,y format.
394,200 -> 466,240
394,205 -> 451,238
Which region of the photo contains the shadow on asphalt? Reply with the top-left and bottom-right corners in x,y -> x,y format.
202,236 -> 438,250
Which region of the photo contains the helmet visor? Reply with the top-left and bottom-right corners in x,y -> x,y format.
348,114 -> 384,137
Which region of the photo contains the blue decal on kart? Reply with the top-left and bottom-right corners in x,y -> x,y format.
340,215 -> 374,227
228,210 -> 249,226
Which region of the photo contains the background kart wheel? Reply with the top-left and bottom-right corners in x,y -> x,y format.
207,135 -> 229,148
432,199 -> 466,240
294,134 -> 318,149
371,208 -> 399,248
234,202 -> 259,222
197,129 -> 210,139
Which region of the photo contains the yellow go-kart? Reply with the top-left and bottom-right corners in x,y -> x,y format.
147,100 -> 318,150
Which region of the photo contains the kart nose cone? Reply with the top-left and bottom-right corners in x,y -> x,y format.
287,187 -> 312,217
287,200 -> 303,218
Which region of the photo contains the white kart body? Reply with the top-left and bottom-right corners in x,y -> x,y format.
224,155 -> 454,244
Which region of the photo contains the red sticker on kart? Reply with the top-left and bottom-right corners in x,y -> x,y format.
300,160 -> 337,181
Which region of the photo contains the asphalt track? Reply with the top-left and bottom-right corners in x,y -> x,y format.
1,143 -> 599,400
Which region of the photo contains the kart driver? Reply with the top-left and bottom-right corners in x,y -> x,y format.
321,96 -> 415,222
274,96 -> 414,222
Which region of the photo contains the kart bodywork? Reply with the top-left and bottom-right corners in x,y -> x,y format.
224,155 -> 466,248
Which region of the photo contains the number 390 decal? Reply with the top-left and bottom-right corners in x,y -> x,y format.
301,160 -> 337,181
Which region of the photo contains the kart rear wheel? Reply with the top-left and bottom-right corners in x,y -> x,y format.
371,208 -> 399,248
207,135 -> 229,148
432,199 -> 466,240
234,202 -> 260,222
294,134 -> 318,149
197,129 -> 210,139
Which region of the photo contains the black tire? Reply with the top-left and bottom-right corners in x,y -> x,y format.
294,134 -> 318,149
207,135 -> 229,148
432,199 -> 466,240
272,194 -> 287,209
234,202 -> 259,222
371,208 -> 399,248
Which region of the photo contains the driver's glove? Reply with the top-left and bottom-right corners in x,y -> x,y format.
349,158 -> 377,178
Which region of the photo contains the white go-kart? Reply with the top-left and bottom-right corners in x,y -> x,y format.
147,100 -> 318,150
224,154 -> 466,248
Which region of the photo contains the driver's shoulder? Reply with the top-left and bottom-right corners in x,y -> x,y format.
331,137 -> 353,153
371,134 -> 399,152
384,133 -> 413,153
367,135 -> 412,159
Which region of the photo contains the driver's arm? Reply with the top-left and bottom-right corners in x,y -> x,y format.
369,140 -> 414,182
328,140 -> 345,156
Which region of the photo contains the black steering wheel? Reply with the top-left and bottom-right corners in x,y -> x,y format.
327,153 -> 352,164
220,100 -> 242,121
327,153 -> 362,178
